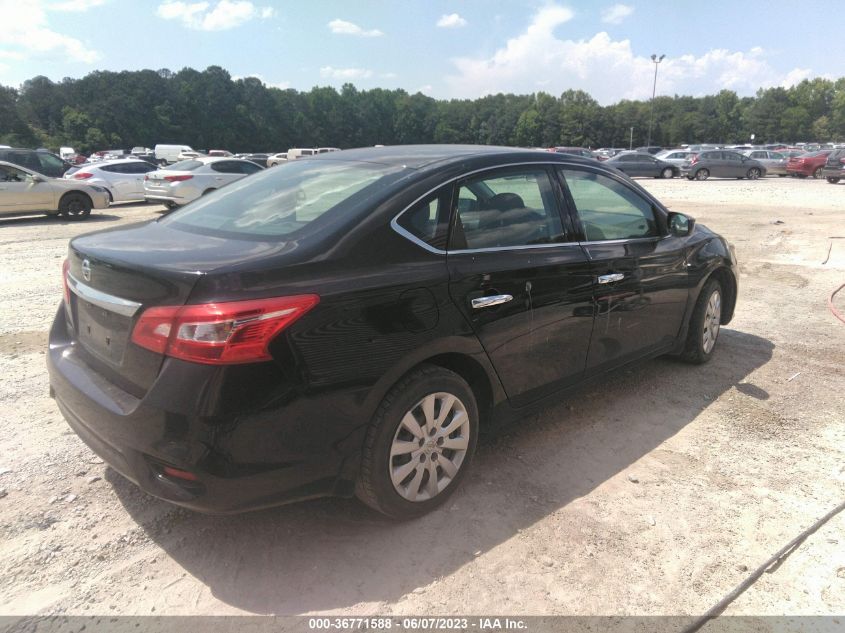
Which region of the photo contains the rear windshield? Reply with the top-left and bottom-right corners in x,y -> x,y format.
161,159 -> 405,239
169,160 -> 203,171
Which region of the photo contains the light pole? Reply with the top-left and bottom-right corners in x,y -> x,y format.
646,53 -> 665,149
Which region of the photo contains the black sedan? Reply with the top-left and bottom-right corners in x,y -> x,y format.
48,145 -> 738,519
605,151 -> 678,178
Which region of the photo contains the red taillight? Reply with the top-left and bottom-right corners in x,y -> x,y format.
62,259 -> 70,305
164,174 -> 192,182
130,295 -> 320,364
73,172 -> 93,180
162,466 -> 198,481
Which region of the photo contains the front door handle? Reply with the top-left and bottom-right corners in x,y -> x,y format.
597,273 -> 625,284
471,294 -> 513,309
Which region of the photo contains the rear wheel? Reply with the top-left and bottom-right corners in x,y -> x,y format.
827,177 -> 841,184
661,167 -> 674,179
681,279 -> 722,364
59,192 -> 92,220
356,365 -> 479,519
746,168 -> 761,180
695,168 -> 710,181
813,167 -> 824,179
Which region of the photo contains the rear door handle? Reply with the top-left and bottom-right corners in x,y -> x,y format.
597,273 -> 625,284
471,294 -> 513,309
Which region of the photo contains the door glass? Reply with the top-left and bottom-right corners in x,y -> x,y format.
454,169 -> 564,249
37,153 -> 63,173
396,191 -> 451,250
0,165 -> 27,182
560,169 -> 659,241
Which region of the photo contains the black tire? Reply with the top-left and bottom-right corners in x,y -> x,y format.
778,174 -> 787,177
661,167 -> 674,179
695,169 -> 710,181
746,168 -> 761,180
827,177 -> 841,184
680,279 -> 723,365
59,192 -> 92,220
812,167 -> 824,179
356,364 -> 479,519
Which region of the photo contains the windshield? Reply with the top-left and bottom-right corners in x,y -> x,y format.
161,159 -> 406,239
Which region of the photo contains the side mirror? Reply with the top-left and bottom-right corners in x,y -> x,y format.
668,212 -> 695,237
27,173 -> 45,183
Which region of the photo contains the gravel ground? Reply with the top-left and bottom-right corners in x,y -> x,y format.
0,177 -> 844,617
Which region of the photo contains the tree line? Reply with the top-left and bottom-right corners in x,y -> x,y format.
1,65 -> 844,154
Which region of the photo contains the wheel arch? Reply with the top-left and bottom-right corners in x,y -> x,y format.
706,266 -> 737,325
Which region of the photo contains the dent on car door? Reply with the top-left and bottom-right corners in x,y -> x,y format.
446,166 -> 594,406
558,168 -> 690,373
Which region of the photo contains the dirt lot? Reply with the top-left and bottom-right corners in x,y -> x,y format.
0,177 -> 844,618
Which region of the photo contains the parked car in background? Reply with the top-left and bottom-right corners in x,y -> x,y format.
779,150 -> 806,159
207,150 -> 233,157
656,149 -> 695,166
0,160 -> 109,219
240,153 -> 271,167
143,156 -> 263,208
154,144 -> 195,165
741,149 -> 788,176
176,149 -> 202,161
635,146 -> 663,155
131,147 -> 153,155
0,148 -> 73,177
595,148 -> 625,160
65,159 -> 158,204
316,147 -> 341,154
59,147 -> 76,161
606,151 -> 678,178
286,148 -> 317,161
549,147 -> 598,159
681,150 -> 766,180
49,145 -> 737,519
786,150 -> 833,179
267,152 -> 288,166
822,149 -> 845,184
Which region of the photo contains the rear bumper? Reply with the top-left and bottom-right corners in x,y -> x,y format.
47,304 -> 348,513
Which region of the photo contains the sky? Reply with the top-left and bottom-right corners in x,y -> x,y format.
0,0 -> 840,105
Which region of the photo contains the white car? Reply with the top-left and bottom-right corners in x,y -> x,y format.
267,152 -> 288,167
176,150 -> 202,161
143,156 -> 263,208
64,159 -> 158,204
655,149 -> 696,166
0,160 -> 109,220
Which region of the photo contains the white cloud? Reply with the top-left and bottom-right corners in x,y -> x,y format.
50,0 -> 108,10
437,13 -> 467,28
156,0 -> 274,31
601,4 -> 634,25
327,19 -> 383,37
320,66 -> 374,80
415,84 -> 434,94
446,5 -> 815,104
0,0 -> 100,63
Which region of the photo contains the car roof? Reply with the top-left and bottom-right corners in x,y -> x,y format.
303,144 -> 587,170
88,158 -> 151,167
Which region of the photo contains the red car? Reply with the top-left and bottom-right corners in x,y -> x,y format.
786,150 -> 832,179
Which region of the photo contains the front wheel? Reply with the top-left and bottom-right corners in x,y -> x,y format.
356,365 -> 479,519
661,167 -> 674,179
59,192 -> 92,220
827,177 -> 841,184
813,167 -> 824,179
695,168 -> 710,181
746,168 -> 761,180
681,279 -> 722,364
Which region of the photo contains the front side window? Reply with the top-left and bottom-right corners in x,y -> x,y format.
0,165 -> 27,182
453,168 -> 564,250
560,169 -> 660,241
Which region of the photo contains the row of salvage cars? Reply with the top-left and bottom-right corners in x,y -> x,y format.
0,156 -> 265,220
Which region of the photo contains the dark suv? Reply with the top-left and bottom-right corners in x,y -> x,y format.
0,148 -> 72,177
822,149 -> 845,184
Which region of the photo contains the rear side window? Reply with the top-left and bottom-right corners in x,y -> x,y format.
169,160 -> 203,171
560,169 -> 659,241
452,168 -> 564,250
210,161 -> 239,173
37,153 -> 63,173
396,190 -> 451,251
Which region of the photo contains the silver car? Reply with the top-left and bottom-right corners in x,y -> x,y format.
0,160 -> 109,220
143,157 -> 264,208
741,149 -> 788,176
655,149 -> 695,166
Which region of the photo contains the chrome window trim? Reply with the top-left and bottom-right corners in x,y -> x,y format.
67,273 -> 142,317
390,160 -> 598,256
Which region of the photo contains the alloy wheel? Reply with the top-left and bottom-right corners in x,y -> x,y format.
702,290 -> 721,354
389,392 -> 470,502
